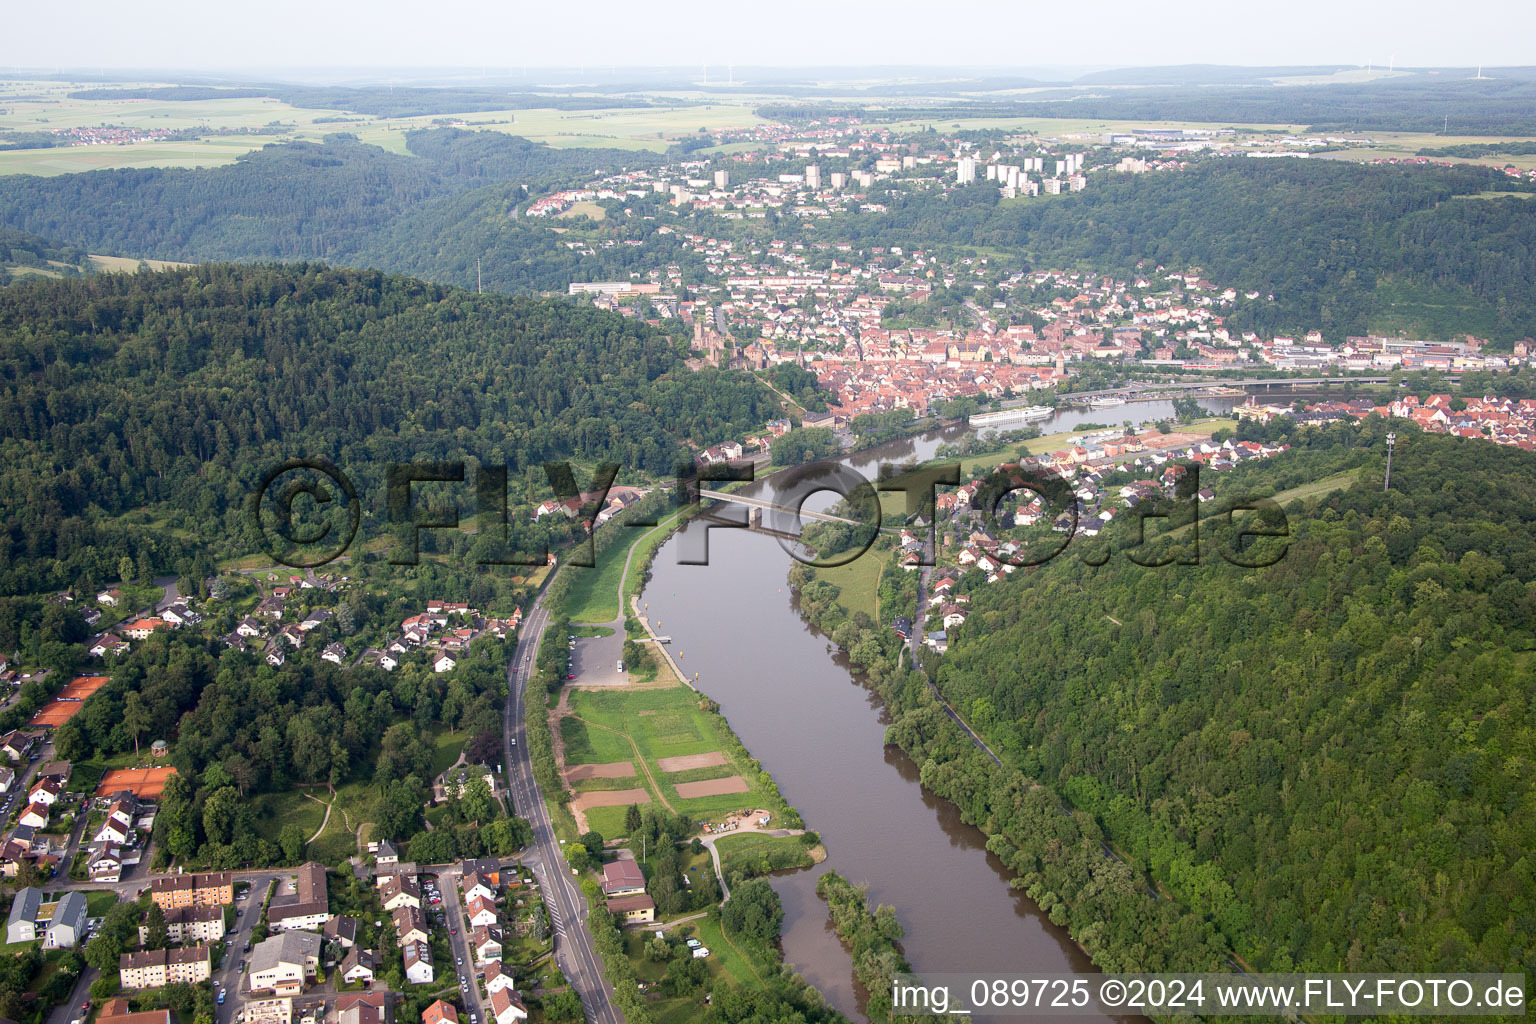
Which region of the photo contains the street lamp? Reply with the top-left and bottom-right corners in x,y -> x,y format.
1384,432 -> 1397,492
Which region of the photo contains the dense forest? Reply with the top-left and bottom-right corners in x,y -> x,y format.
0,228 -> 90,284
758,74 -> 1536,134
922,422 -> 1535,979
813,160 -> 1536,343
0,264 -> 774,594
0,130 -> 658,263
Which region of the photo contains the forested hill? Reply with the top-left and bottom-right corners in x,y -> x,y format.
914,422 -> 1535,978
0,264 -> 772,595
0,129 -> 658,263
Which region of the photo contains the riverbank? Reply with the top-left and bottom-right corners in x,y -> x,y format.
536,508 -> 843,1020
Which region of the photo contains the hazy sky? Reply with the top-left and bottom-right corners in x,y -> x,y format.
7,0 -> 1535,73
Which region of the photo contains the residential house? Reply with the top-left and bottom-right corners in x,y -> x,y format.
403,941 -> 434,985
248,931 -> 321,996
421,1001 -> 457,1024
88,844 -> 126,883
300,609 -> 332,632
140,905 -> 224,946
150,871 -> 234,909
44,891 -> 87,948
27,778 -> 62,807
323,915 -> 358,948
90,634 -> 129,658
268,862 -> 331,932
462,859 -> 503,886
600,860 -> 646,898
94,805 -> 135,846
2,730 -> 36,762
380,875 -> 421,911
607,893 -> 656,924
335,992 -> 391,1024
391,906 -> 428,946
488,988 -> 528,1024
482,961 -> 515,996
121,618 -> 167,641
18,802 -> 48,829
119,945 -> 213,987
96,997 -> 171,1024
465,895 -> 497,929
461,871 -> 494,904
243,999 -> 294,1024
340,947 -> 377,985
5,886 -> 39,942
471,927 -> 501,964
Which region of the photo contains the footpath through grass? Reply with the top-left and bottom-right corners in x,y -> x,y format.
560,504 -> 690,623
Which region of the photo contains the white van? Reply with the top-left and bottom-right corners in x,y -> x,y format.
617,660 -> 624,673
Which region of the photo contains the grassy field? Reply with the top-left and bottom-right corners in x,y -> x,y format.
1271,467 -> 1367,505
250,790 -> 327,844
558,200 -> 607,220
809,544 -> 888,621
560,505 -> 691,624
563,683 -> 771,839
89,254 -> 194,273
712,832 -> 815,877
559,537 -> 631,623
425,725 -> 471,778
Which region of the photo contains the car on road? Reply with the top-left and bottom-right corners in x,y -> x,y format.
455,956 -> 462,966
567,673 -> 575,680
450,927 -> 457,934
510,737 -> 516,746
217,992 -> 226,1006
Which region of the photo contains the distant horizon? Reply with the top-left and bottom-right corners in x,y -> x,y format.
7,0 -> 1536,73
7,62 -> 1535,93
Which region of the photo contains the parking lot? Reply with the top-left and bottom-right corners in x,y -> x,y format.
567,630 -> 627,687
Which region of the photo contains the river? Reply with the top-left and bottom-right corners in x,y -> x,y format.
637,401 -> 1229,1021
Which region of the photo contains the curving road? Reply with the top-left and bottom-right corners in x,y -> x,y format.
503,591 -> 621,1024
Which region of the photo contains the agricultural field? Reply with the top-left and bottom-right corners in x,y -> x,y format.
560,683 -> 775,840
0,80 -> 764,175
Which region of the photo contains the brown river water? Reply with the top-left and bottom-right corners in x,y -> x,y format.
636,406 -> 1216,1021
